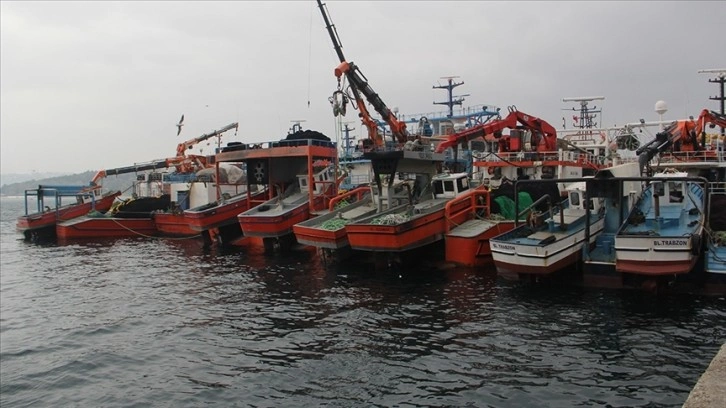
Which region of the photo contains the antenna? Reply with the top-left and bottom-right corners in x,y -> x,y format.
289,119 -> 307,134
562,96 -> 605,130
340,121 -> 356,159
433,76 -> 467,118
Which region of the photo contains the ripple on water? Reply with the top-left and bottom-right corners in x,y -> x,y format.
1,197 -> 725,407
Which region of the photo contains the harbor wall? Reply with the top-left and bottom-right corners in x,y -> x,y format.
682,343 -> 726,408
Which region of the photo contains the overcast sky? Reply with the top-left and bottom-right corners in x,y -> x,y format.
1,1 -> 724,175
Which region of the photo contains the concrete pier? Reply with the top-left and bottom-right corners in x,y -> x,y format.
682,343 -> 726,407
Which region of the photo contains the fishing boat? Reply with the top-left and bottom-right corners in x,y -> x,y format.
18,156 -> 175,242
344,157 -> 478,253
153,163 -> 249,238
148,123 -> 244,238
53,122 -> 241,242
208,125 -> 339,248
238,164 -> 338,246
16,184 -> 121,241
292,186 -> 378,250
614,169 -> 706,276
56,172 -> 173,240
490,180 -> 606,279
439,99 -> 617,267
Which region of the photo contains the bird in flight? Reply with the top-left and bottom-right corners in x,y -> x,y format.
176,114 -> 185,136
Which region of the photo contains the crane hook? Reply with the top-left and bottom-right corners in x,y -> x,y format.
329,90 -> 348,117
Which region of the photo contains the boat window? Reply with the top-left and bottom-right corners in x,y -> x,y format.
588,198 -> 594,210
668,181 -> 684,203
300,178 -> 308,187
456,177 -> 469,193
653,182 -> 664,197
569,191 -> 580,206
445,180 -> 455,192
433,181 -> 444,195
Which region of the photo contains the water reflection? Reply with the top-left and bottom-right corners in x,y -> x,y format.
1,196 -> 724,407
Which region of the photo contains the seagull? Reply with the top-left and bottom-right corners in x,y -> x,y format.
176,114 -> 184,136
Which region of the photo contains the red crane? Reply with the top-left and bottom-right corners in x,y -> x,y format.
316,0 -> 409,147
91,122 -> 239,185
434,106 -> 558,153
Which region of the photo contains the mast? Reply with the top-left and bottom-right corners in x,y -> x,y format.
562,96 -> 605,131
699,68 -> 726,136
433,76 -> 469,118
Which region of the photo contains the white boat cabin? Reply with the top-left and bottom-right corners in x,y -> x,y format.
651,170 -> 689,205
432,172 -> 471,199
297,166 -> 335,196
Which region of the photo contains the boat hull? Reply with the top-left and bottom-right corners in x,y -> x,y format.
293,196 -> 377,250
153,212 -> 199,237
346,198 -> 470,252
57,216 -> 157,239
491,218 -> 605,278
445,220 -> 515,267
184,192 -> 262,232
293,220 -> 349,249
614,235 -> 700,275
17,192 -> 121,239
239,202 -> 311,238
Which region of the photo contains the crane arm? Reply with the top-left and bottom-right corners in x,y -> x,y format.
696,109 -> 726,136
637,108 -> 726,164
90,159 -> 171,185
434,108 -> 558,153
176,122 -> 239,157
317,0 -> 408,146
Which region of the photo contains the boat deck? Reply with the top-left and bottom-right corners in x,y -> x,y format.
621,206 -> 701,237
242,192 -> 309,218
498,209 -> 590,246
447,219 -> 500,238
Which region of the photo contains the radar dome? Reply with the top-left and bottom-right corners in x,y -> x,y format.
655,100 -> 668,115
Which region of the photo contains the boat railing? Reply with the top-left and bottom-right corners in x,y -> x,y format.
654,149 -> 725,165
709,182 -> 726,196
271,138 -> 337,149
473,149 -> 605,168
329,186 -> 371,211
444,187 -> 491,233
23,185 -> 101,216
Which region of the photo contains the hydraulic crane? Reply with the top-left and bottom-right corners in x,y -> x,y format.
91,122 -> 239,185
636,109 -> 726,174
434,106 -> 558,153
316,0 -> 409,147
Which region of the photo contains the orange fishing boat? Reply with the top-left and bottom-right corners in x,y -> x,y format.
17,185 -> 121,241
230,127 -> 340,249
292,186 -> 376,250
342,145 -> 477,253
56,194 -> 171,240
183,189 -> 268,243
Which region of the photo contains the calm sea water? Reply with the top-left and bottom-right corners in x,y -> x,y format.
1,196 -> 724,407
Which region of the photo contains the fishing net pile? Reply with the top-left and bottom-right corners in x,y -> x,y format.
371,213 -> 410,225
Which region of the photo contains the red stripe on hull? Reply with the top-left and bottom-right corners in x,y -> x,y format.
495,249 -> 580,278
57,217 -> 157,239
616,257 -> 696,275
